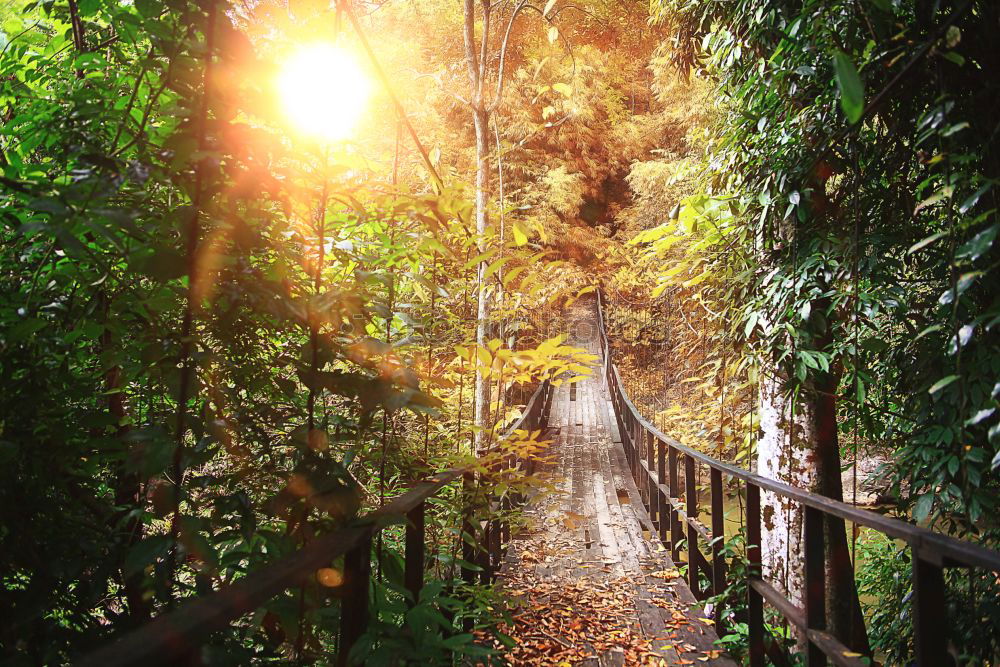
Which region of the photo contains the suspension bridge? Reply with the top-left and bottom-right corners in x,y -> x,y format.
78,293 -> 1000,666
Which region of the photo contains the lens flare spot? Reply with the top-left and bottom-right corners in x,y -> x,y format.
316,567 -> 344,587
278,43 -> 371,140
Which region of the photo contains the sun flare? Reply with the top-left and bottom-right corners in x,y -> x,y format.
278,44 -> 372,141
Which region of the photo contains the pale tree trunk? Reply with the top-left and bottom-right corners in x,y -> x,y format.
757,373 -> 813,613
464,0 -> 492,453
756,305 -> 870,654
472,105 -> 491,453
462,0 -> 549,452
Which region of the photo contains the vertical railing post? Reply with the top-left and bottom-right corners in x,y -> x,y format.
460,471 -> 476,632
626,414 -> 635,478
635,420 -> 644,502
710,467 -> 726,608
746,482 -> 764,667
633,419 -> 642,486
668,445 -> 681,562
479,520 -> 492,585
622,412 -> 635,470
489,516 -> 501,581
622,414 -> 635,476
405,501 -> 425,604
804,506 -> 826,667
684,454 -> 699,596
339,530 -> 372,666
657,438 -> 668,545
646,430 -> 655,516
912,550 -> 947,666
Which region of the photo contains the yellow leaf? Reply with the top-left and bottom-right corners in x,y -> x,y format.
513,221 -> 528,246
552,82 -> 572,97
547,26 -> 558,43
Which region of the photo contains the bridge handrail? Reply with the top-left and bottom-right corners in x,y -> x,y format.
77,379 -> 552,667
595,288 -> 1000,666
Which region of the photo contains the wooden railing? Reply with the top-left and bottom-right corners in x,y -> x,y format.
78,379 -> 553,667
596,290 -> 1000,667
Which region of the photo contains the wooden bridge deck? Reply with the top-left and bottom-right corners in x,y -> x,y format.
496,302 -> 735,666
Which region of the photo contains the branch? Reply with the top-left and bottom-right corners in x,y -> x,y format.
463,0 -> 481,100
488,0 -> 529,113
810,0 -> 974,171
478,0 -> 491,101
401,67 -> 471,106
488,2 -> 576,114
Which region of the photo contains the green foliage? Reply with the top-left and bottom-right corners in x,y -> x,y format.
0,0 -> 572,661
706,531 -> 798,663
649,0 -> 1000,534
856,531 -> 1000,664
351,578 -> 501,666
632,0 -> 1000,658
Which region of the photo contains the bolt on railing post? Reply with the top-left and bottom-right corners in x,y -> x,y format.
338,529 -> 372,667
746,481 -> 764,667
657,439 -> 668,545
912,550 -> 947,666
804,506 -> 826,667
668,444 -> 681,563
710,467 -> 726,609
684,454 -> 699,596
405,501 -> 425,604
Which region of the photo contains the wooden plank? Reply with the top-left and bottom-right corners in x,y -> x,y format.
604,399 -> 623,444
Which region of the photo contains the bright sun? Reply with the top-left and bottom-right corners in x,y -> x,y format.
278,44 -> 372,141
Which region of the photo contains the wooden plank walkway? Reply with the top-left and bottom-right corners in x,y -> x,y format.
495,301 -> 736,666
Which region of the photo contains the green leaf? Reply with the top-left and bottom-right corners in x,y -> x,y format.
942,51 -> 965,67
956,225 -> 997,262
125,536 -> 171,575
959,184 -> 991,214
833,51 -> 864,123
966,408 -> 995,426
928,374 -> 959,395
135,0 -> 158,18
908,230 -> 947,254
913,493 -> 934,522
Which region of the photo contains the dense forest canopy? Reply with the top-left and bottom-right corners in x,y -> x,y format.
1,0 -> 998,664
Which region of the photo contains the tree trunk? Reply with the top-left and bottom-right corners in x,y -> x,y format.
813,330 -> 871,655
101,304 -> 151,625
463,0 -> 492,453
757,323 -> 870,654
757,372 -> 812,613
472,104 -> 490,452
